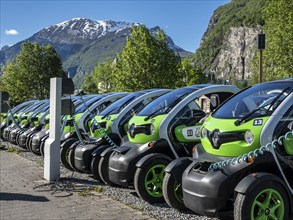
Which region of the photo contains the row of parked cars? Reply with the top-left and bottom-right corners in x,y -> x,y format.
1,78 -> 292,219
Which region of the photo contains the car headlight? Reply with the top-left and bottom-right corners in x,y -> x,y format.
201,127 -> 207,139
150,124 -> 155,134
244,130 -> 254,144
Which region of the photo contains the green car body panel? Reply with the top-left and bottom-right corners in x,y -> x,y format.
174,123 -> 202,143
127,115 -> 166,144
44,115 -> 50,129
89,114 -> 118,138
201,115 -> 270,157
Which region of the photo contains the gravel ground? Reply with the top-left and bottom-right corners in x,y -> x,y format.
1,140 -> 228,220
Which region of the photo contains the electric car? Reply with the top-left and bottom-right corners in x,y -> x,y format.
3,100 -> 46,143
59,92 -> 129,169
1,100 -> 35,140
29,94 -> 116,156
10,100 -> 49,146
180,78 -> 293,219
65,89 -> 170,178
106,85 -> 239,203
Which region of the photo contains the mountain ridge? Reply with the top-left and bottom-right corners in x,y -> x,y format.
0,18 -> 193,82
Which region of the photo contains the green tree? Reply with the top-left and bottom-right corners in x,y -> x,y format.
0,42 -> 66,103
179,59 -> 207,85
262,0 -> 293,80
112,25 -> 183,91
81,59 -> 114,93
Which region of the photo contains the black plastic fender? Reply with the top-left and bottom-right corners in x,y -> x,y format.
136,153 -> 172,168
235,172 -> 289,194
100,146 -> 115,158
164,157 -> 193,184
93,133 -> 121,150
234,172 -> 293,210
91,144 -> 112,158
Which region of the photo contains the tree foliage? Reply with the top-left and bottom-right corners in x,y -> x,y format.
0,42 -> 66,103
112,25 -> 183,91
81,26 -> 208,92
81,60 -> 113,93
262,0 -> 293,80
179,59 -> 207,86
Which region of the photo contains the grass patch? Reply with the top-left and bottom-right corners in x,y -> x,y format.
77,185 -> 104,196
128,204 -> 145,212
5,147 -> 19,154
93,185 -> 104,193
78,188 -> 90,197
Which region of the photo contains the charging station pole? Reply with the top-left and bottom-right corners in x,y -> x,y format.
44,78 -> 62,181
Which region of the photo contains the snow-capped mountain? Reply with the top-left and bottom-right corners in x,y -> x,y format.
39,18 -> 139,42
0,18 -> 193,83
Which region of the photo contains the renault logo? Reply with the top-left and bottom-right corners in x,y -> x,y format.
211,130 -> 220,147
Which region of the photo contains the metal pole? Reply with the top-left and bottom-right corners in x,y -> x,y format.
259,49 -> 263,83
44,78 -> 62,181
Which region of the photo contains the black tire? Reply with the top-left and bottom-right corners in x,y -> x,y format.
60,138 -> 79,171
40,140 -> 47,157
90,155 -> 103,182
98,156 -> 117,186
234,180 -> 289,220
67,145 -> 79,172
15,133 -> 21,147
134,158 -> 169,204
26,136 -> 32,151
31,145 -> 42,156
24,135 -> 30,151
163,172 -> 186,210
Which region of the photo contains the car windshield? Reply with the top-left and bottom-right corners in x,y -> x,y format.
100,93 -> 142,116
137,88 -> 194,117
213,81 -> 292,119
22,101 -> 46,114
74,96 -> 104,114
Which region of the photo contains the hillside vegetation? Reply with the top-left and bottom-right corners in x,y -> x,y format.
193,0 -> 265,70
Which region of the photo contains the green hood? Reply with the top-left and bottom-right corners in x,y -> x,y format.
201,115 -> 269,157
89,114 -> 118,138
127,114 -> 166,144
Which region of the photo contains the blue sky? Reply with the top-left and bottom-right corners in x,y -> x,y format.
0,0 -> 230,52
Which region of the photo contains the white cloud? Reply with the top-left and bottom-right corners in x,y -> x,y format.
5,29 -> 20,35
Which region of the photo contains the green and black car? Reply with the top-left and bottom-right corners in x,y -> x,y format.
180,78 -> 293,219
105,85 -> 239,204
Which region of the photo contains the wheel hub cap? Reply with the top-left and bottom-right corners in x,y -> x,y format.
144,164 -> 166,198
265,208 -> 270,215
251,188 -> 285,220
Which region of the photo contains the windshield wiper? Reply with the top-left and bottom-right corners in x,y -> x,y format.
265,87 -> 289,114
144,105 -> 169,121
235,87 -> 289,126
144,96 -> 185,121
234,107 -> 265,126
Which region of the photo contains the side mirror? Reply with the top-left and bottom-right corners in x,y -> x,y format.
210,94 -> 220,109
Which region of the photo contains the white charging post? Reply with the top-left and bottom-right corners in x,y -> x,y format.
44,77 -> 74,181
44,78 -> 62,181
